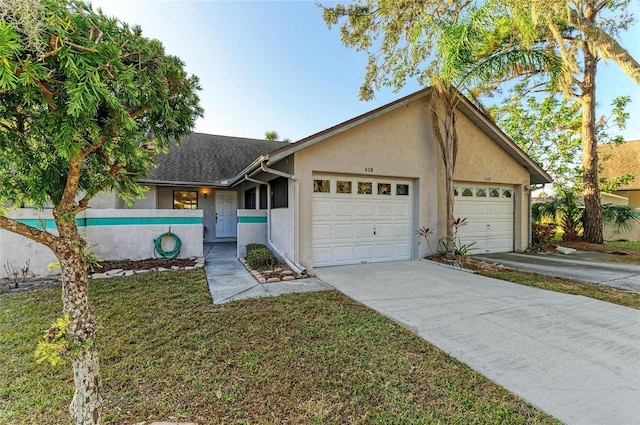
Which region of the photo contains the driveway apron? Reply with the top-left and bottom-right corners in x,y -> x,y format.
315,260 -> 640,425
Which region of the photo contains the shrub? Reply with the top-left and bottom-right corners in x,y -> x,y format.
532,223 -> 557,245
245,243 -> 265,255
246,246 -> 277,270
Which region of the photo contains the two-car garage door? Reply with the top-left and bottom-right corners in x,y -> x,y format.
312,175 -> 413,267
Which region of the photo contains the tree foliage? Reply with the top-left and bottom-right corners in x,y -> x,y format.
489,90 -> 632,191
0,1 -> 202,423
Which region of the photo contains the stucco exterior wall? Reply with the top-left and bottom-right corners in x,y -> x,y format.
1,209 -> 203,279
293,97 -> 439,269
614,190 -> 640,208
449,111 -> 532,251
236,209 -> 267,257
604,219 -> 640,242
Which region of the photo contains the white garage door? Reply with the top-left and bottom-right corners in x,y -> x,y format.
312,175 -> 414,267
453,184 -> 514,254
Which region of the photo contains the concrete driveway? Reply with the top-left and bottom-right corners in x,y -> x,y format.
315,260 -> 640,425
474,251 -> 640,293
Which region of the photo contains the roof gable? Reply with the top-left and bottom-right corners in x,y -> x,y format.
264,88 -> 552,184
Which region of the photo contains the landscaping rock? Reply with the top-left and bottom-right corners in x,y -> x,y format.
171,266 -> 181,270
184,266 -> 195,270
124,270 -> 135,276
258,277 -> 267,284
282,276 -> 296,281
556,246 -> 577,255
135,269 -> 150,274
266,277 -> 281,283
91,273 -> 112,279
281,270 -> 294,276
157,267 -> 169,272
105,268 -> 123,275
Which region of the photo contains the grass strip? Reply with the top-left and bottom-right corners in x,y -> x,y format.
1,270 -> 559,424
478,269 -> 640,310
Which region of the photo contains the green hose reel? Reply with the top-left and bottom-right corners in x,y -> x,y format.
154,227 -> 182,260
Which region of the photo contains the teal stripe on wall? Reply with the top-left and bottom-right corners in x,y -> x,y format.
15,219 -> 59,229
238,216 -> 267,223
16,216 -> 202,229
86,217 -> 202,226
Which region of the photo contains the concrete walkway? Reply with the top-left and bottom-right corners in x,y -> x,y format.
474,251 -> 640,293
315,260 -> 640,425
204,243 -> 330,304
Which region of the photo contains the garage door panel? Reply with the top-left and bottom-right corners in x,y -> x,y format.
333,224 -> 354,238
313,175 -> 413,266
394,223 -> 411,237
356,203 -> 374,216
335,202 -> 355,216
375,203 -> 395,217
313,224 -> 333,240
376,223 -> 393,237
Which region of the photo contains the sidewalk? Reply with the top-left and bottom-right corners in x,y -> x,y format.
204,242 -> 330,304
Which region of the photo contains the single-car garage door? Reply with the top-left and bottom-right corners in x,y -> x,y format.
453,184 -> 514,254
312,175 -> 414,267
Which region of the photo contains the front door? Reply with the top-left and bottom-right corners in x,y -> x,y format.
215,191 -> 238,238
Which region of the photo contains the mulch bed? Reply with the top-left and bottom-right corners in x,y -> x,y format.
426,253 -> 511,273
92,258 -> 197,273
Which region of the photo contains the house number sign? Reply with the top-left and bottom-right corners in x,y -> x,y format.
364,167 -> 374,173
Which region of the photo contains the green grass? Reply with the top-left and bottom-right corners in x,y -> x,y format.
1,270 -> 560,424
478,269 -> 640,310
605,240 -> 640,251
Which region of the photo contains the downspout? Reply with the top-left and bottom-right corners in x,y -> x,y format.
245,166 -> 306,275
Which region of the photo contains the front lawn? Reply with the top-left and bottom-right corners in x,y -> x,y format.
605,240 -> 640,251
0,270 -> 559,424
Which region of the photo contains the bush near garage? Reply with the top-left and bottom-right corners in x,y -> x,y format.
246,245 -> 277,270
532,223 -> 557,245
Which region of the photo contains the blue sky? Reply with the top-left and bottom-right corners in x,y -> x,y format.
90,0 -> 640,142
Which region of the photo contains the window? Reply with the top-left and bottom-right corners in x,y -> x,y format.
337,180 -> 352,194
244,187 -> 256,209
260,185 -> 267,209
462,187 -> 473,197
397,184 -> 409,196
314,179 -> 330,193
358,182 -> 372,194
476,188 -> 487,197
271,177 -> 289,208
454,186 -> 459,196
173,190 -> 198,209
489,188 -> 500,198
502,189 -> 512,198
378,183 -> 391,195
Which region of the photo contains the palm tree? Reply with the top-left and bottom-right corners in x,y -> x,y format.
430,6 -> 561,258
533,188 -> 639,240
264,130 -> 290,142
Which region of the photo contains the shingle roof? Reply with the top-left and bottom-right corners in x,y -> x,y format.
145,133 -> 288,185
598,140 -> 640,190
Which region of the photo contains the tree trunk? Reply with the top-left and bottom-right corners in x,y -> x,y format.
580,10 -> 603,244
53,208 -> 103,425
444,106 -> 457,260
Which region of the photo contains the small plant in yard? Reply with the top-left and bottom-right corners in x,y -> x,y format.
246,244 -> 277,270
415,226 -> 434,253
2,260 -> 32,289
532,223 -> 557,246
438,217 -> 476,258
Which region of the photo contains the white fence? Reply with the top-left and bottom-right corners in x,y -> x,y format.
0,209 -> 203,279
